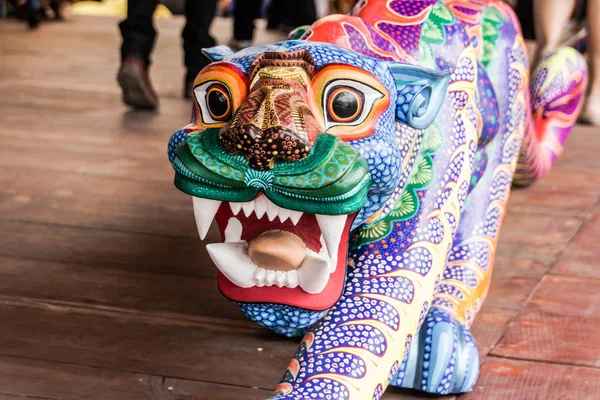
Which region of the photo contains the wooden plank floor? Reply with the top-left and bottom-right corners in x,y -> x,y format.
0,15 -> 599,400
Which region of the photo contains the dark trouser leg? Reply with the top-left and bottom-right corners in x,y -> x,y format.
182,0 -> 218,83
27,0 -> 41,29
233,0 -> 262,41
119,0 -> 159,66
292,0 -> 316,26
279,0 -> 315,28
267,0 -> 284,29
513,0 -> 534,40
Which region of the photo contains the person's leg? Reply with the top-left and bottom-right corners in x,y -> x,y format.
586,0 -> 600,96
514,0 -> 535,40
267,0 -> 284,30
182,0 -> 218,89
119,0 -> 159,66
279,0 -> 316,30
49,0 -> 65,21
580,0 -> 600,122
314,0 -> 329,19
231,0 -> 262,49
117,0 -> 160,109
532,0 -> 576,68
293,0 -> 316,27
27,0 -> 41,29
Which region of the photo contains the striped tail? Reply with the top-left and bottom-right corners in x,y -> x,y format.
514,47 -> 587,186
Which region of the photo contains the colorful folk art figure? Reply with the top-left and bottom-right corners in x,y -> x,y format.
167,0 -> 587,398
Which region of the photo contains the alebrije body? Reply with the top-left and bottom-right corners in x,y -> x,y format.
168,1 -> 586,398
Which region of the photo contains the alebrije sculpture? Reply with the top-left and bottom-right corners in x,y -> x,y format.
167,1 -> 587,398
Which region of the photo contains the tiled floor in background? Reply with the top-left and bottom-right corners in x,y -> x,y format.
0,15 -> 598,400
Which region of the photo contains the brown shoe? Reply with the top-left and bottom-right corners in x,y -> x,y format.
117,57 -> 159,110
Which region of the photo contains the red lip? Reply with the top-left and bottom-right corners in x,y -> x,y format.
214,202 -> 354,311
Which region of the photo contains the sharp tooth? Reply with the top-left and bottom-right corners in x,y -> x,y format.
298,251 -> 331,294
230,202 -> 242,215
316,214 -> 347,262
224,217 -> 242,243
242,201 -> 254,217
266,201 -> 279,221
290,210 -> 303,225
192,197 -> 221,240
206,242 -> 257,288
278,207 -> 291,223
254,196 -> 268,219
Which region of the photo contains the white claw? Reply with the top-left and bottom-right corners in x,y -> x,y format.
192,197 -> 221,240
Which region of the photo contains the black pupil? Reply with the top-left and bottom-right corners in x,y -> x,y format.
207,88 -> 228,118
332,90 -> 359,119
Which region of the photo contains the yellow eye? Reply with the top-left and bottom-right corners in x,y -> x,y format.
188,62 -> 249,130
311,65 -> 389,141
206,83 -> 232,121
194,80 -> 235,125
320,78 -> 384,134
326,86 -> 363,124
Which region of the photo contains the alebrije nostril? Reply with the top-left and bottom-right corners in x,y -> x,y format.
220,123 -> 311,170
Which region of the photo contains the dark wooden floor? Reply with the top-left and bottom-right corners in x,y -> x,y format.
0,14 -> 599,400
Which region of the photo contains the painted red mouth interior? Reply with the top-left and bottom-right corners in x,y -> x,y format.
215,205 -> 323,253
213,202 -> 355,311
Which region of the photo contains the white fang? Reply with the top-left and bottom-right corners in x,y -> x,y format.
192,197 -> 221,240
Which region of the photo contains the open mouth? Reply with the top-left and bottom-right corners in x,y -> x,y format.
193,194 -> 355,310
171,128 -> 371,311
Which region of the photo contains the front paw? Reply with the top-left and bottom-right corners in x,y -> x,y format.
391,308 -> 479,394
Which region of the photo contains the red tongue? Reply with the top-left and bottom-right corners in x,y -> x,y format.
214,203 -> 323,253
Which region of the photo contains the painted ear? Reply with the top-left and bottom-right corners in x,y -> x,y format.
389,64 -> 450,130
202,45 -> 235,62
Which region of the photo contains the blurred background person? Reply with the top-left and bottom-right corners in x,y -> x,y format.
229,0 -> 320,51
229,0 -> 262,50
117,0 -> 217,110
531,0 -> 600,124
5,0 -> 68,29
